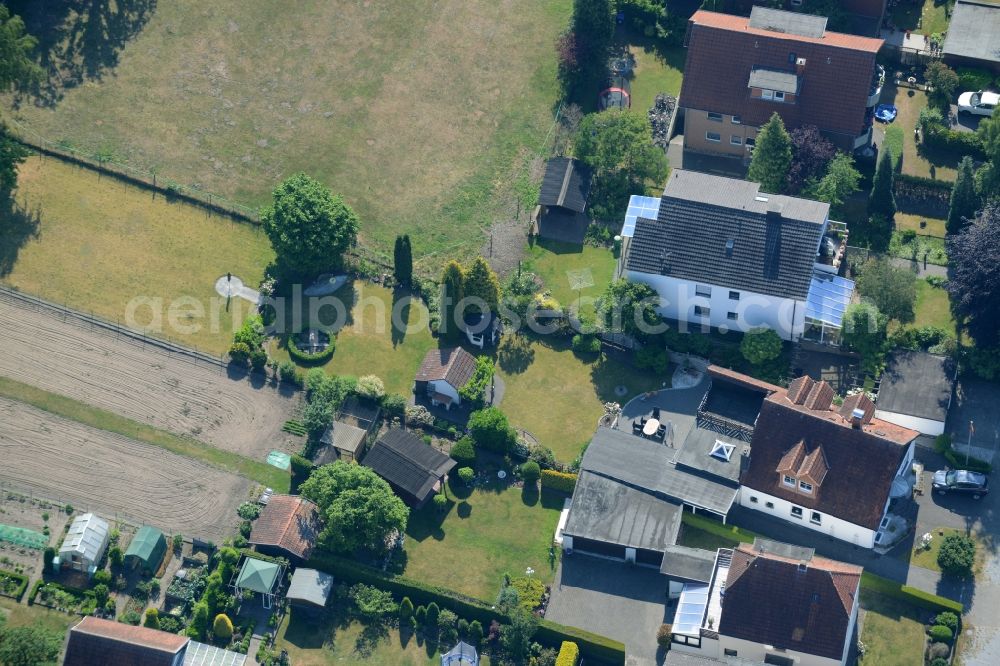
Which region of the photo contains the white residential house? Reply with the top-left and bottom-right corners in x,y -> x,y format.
58,513 -> 110,575
671,539 -> 862,666
738,376 -> 918,549
618,171 -> 853,344
414,347 -> 478,411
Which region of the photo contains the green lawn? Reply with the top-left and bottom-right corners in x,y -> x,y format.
890,0 -> 952,35
523,239 -> 617,319
913,279 -> 957,335
402,477 -> 563,602
267,283 -> 437,396
858,590 -> 929,666
880,85 -> 957,182
497,335 -> 665,462
276,607 -> 490,666
3,157 -> 273,355
896,212 -> 946,238
905,527 -> 983,574
0,375 -> 289,492
676,525 -> 741,552
4,0 -> 572,261
889,232 -> 948,266
612,26 -> 685,113
0,597 -> 76,636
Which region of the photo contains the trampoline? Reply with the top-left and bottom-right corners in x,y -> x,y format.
875,104 -> 897,123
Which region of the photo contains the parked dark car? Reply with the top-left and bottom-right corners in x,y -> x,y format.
932,470 -> 989,499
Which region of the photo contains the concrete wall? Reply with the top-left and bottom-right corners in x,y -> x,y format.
683,109 -> 757,157
873,410 -> 945,437
625,270 -> 806,341
737,487 -> 877,548
716,634 -> 845,666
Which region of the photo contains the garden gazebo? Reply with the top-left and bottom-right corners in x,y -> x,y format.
231,557 -> 283,609
441,641 -> 478,665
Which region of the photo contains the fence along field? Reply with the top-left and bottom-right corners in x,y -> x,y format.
2,0 -> 571,260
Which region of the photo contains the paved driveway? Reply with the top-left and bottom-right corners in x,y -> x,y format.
546,554 -> 671,666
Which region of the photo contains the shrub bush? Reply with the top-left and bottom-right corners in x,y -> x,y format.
399,596 -> 414,621
144,608 -> 159,629
930,658 -> 949,666
213,613 -> 234,639
468,407 -> 516,453
927,642 -> 950,660
249,349 -> 268,372
571,334 -> 601,355
432,494 -> 449,512
120,609 -> 142,625
228,342 -> 251,365
656,623 -> 672,648
450,437 -> 476,467
938,533 -> 976,576
935,611 -> 959,631
635,346 -> 669,374
556,640 -> 580,666
923,124 -> 986,160
469,619 -> 484,646
426,601 -> 440,628
278,361 -> 301,386
287,333 -> 336,365
381,393 -> 407,417
356,374 -> 386,400
510,576 -> 545,612
521,461 -> 541,483
957,67 -> 993,92
458,467 -> 475,484
928,624 -> 954,645
541,470 -> 577,494
415,605 -> 427,626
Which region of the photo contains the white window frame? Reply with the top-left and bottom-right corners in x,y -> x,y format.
810,511 -> 822,525
708,112 -> 723,122
783,475 -> 796,487
750,496 -> 759,504
731,115 -> 742,124
774,91 -> 786,101
765,501 -> 775,509
695,285 -> 712,297
694,305 -> 711,318
727,311 -> 738,321
799,481 -> 813,493
731,135 -> 743,145
791,506 -> 803,519
761,89 -> 773,100
706,131 -> 721,143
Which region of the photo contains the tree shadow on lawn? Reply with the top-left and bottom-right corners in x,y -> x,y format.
498,332 -> 535,375
355,620 -> 391,658
0,197 -> 41,278
405,501 -> 451,543
390,287 -> 413,348
536,238 -> 585,256
521,483 -> 539,507
282,606 -> 348,650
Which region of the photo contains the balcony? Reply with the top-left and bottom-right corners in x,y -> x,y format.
866,64 -> 886,108
815,221 -> 848,273
853,123 -> 874,151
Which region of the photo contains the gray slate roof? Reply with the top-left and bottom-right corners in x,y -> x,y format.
363,429 -> 457,504
625,170 -> 828,301
319,420 -> 367,454
582,427 -> 738,516
748,68 -> 800,93
563,471 -> 682,552
539,157 -> 593,213
876,351 -> 954,422
287,568 -> 334,607
659,545 -> 718,582
748,7 -> 827,38
943,1 -> 1000,64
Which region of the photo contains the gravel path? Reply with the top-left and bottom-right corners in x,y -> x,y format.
0,397 -> 251,542
0,299 -> 301,459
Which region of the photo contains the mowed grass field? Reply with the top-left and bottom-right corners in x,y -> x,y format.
4,0 -> 572,260
4,157 -> 273,355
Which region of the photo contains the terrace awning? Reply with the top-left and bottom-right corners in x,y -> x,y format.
805,273 -> 855,328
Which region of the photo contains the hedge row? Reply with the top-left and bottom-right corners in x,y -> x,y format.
860,572 -> 963,614
943,449 -> 992,473
287,335 -> 336,365
0,569 -> 29,601
556,640 -> 580,666
895,173 -> 954,192
307,552 -> 625,664
681,511 -> 755,545
541,469 -> 577,494
923,125 -> 986,161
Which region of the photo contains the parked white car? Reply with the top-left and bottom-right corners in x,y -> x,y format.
957,90 -> 998,116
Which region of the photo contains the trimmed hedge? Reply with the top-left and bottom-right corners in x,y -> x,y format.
556,640 -> 580,666
860,572 -> 963,614
541,469 -> 578,494
895,173 -> 954,192
0,569 -> 29,601
288,333 -> 336,365
923,125 -> 985,160
681,512 -> 756,545
308,552 -> 625,664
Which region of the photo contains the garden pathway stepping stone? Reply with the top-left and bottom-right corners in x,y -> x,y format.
214,274 -> 261,305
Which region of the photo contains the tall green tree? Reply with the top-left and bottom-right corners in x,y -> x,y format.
809,153 -> 861,217
260,173 -> 359,279
299,462 -> 409,555
464,256 -> 501,314
740,328 -> 783,365
924,62 -> 959,111
0,124 -> 29,199
557,0 -> 614,103
440,260 -> 466,339
842,301 -> 888,375
0,7 -> 42,92
947,156 -> 979,235
575,109 -> 669,220
597,279 -> 663,341
0,626 -> 62,666
869,148 -> 897,221
747,113 -> 793,194
976,114 -> 1000,199
947,202 -> 1000,346
393,234 -> 413,287
855,257 -> 917,323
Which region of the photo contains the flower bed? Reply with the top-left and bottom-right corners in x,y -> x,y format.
0,569 -> 28,600
32,581 -> 98,614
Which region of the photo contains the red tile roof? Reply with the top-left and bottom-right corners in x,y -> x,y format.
415,347 -> 478,390
721,543 -> 861,661
249,495 -> 320,560
680,10 -> 883,139
707,365 -> 782,394
64,617 -> 188,666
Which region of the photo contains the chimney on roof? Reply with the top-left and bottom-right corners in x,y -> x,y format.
851,407 -> 865,429
796,57 -> 807,75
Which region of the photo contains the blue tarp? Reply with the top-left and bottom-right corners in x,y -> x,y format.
620,195 -> 662,238
805,273 -> 855,327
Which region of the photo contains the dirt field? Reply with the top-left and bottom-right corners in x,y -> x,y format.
0,298 -> 300,459
0,397 -> 250,542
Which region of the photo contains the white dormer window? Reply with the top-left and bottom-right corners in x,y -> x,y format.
783,475 -> 796,487
774,91 -> 785,101
711,440 -> 736,462
799,481 -> 813,493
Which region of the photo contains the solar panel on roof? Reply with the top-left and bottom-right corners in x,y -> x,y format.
621,195 -> 662,237
805,274 -> 855,327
